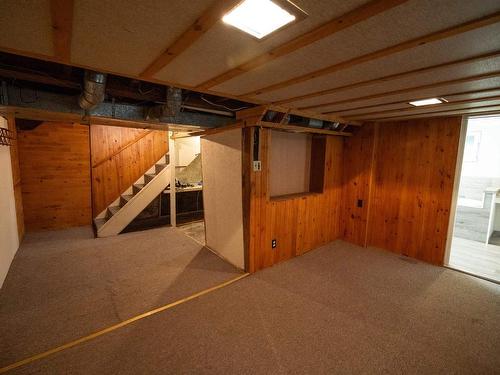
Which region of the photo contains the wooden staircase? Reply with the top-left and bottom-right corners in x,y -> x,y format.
94,154 -> 171,237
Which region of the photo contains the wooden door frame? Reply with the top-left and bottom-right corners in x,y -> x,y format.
444,116 -> 468,266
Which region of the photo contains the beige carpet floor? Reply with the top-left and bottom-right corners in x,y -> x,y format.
2,239 -> 500,374
0,226 -> 242,368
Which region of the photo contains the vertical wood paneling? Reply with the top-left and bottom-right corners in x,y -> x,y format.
18,122 -> 92,231
90,125 -> 168,215
341,123 -> 376,246
245,127 -> 344,272
341,117 -> 461,266
7,115 -> 24,240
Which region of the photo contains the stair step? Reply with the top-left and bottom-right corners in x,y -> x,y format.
94,218 -> 106,232
133,184 -> 144,194
120,194 -> 133,207
107,206 -> 120,219
144,173 -> 156,184
155,163 -> 167,174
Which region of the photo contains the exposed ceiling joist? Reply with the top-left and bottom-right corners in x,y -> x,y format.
276,50 -> 500,105
327,87 -> 500,115
243,11 -> 500,97
311,71 -> 500,113
346,95 -> 500,120
140,0 -> 239,79
50,0 -> 74,63
373,105 -> 500,122
196,0 -> 409,89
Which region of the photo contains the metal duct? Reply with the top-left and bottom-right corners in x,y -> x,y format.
78,70 -> 107,110
162,86 -> 182,117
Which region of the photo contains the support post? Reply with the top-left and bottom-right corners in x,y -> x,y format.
169,131 -> 177,227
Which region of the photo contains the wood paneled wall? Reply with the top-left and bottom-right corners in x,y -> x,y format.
244,127 -> 344,272
90,125 -> 168,215
341,117 -> 461,265
7,116 -> 24,240
18,122 -> 92,231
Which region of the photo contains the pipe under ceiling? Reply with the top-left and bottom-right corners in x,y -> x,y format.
78,70 -> 107,110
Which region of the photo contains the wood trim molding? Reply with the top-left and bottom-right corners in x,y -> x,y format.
50,0 -> 74,63
243,11 -> 500,97
140,0 -> 240,78
276,50 -> 500,105
196,0 -> 409,89
344,94 -> 500,119
91,130 -> 153,168
313,70 -> 500,112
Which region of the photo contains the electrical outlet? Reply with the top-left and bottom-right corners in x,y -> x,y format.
253,160 -> 262,171
271,239 -> 277,248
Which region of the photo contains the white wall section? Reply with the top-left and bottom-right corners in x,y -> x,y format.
0,117 -> 19,287
201,129 -> 245,270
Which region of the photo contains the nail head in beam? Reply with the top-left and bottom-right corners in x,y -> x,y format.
243,11 -> 500,97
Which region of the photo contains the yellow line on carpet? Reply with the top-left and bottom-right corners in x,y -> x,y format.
0,273 -> 250,373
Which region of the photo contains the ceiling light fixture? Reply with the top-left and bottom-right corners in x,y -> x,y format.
409,98 -> 445,107
222,0 -> 300,39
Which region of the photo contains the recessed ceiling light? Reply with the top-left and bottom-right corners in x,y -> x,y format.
409,98 -> 444,107
223,0 -> 298,39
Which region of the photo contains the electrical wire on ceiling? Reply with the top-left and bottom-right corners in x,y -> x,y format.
200,95 -> 250,111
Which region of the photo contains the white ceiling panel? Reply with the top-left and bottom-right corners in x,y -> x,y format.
315,77 -> 500,113
71,0 -> 214,76
297,54 -> 500,110
335,89 -> 500,117
256,23 -> 500,105
351,99 -> 500,120
152,0 -> 368,87
0,0 -> 53,56
210,0 -> 500,96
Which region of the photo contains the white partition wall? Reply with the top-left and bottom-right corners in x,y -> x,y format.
201,129 -> 244,270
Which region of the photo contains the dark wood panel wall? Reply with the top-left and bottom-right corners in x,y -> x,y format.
18,122 -> 92,231
90,124 -> 168,215
244,127 -> 344,272
341,117 -> 461,265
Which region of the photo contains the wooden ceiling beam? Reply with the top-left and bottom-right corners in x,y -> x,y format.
345,95 -> 500,120
373,105 -> 500,122
50,0 -> 74,63
196,0 -> 409,89
243,11 -> 500,97
140,0 -> 240,79
325,87 -> 500,115
310,71 -> 500,113
275,50 -> 500,105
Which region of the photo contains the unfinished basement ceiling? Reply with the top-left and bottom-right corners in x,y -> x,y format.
0,0 -> 499,121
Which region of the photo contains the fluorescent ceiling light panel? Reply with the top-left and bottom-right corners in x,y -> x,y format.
223,0 -> 296,39
409,98 -> 444,106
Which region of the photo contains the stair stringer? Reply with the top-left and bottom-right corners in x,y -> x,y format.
97,164 -> 171,237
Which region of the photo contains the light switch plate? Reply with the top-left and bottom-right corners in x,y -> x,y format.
253,161 -> 262,171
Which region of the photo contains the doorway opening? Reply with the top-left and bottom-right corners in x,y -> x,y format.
448,116 -> 500,282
